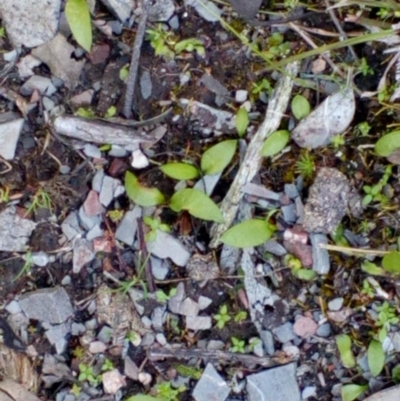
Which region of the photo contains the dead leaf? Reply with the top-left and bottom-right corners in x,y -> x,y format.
291,86 -> 355,149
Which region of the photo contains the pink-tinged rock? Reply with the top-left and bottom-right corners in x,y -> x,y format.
327,307 -> 353,323
283,227 -> 308,244
73,239 -> 94,273
71,89 -> 94,107
293,316 -> 318,338
89,341 -> 107,354
284,241 -> 313,267
93,237 -> 113,253
102,369 -> 126,394
83,190 -> 104,216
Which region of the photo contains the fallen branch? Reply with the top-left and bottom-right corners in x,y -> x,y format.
209,62 -> 299,248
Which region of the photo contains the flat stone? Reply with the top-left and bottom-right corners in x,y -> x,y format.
150,256 -> 170,280
281,203 -> 296,224
102,369 -> 126,395
79,206 -> 102,230
83,190 -> 104,216
19,287 -> 73,324
284,183 -> 299,199
151,306 -> 165,331
89,341 -> 107,354
186,316 -> 212,331
260,330 -> 275,356
20,75 -> 52,96
109,145 -> 128,158
0,206 -> 36,252
272,322 -> 296,343
99,0 -> 134,22
0,113 -> 24,160
316,323 -> 331,337
302,386 -> 317,399
194,173 -> 221,196
70,89 -> 94,107
83,143 -> 101,159
293,316 -> 318,338
198,296 -> 212,310
179,298 -> 199,317
73,239 -> 94,274
310,233 -> 330,274
242,183 -> 281,201
140,70 -> 152,100
262,240 -> 287,256
0,0 -> 61,48
31,251 -> 49,267
86,224 -> 104,241
168,282 -> 186,314
185,0 -> 222,22
148,0 -> 175,21
71,322 -> 86,336
92,169 -> 105,192
61,211 -> 83,241
235,90 -> 248,103
42,96 -> 56,111
131,149 -> 149,169
99,176 -> 120,207
193,363 -> 230,401
5,300 -> 22,315
147,230 -> 191,267
328,297 -> 344,311
45,322 -> 71,354
247,363 -> 300,401
115,206 -> 142,246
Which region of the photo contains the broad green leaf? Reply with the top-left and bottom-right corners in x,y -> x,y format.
382,251 -> 400,274
161,163 -> 199,180
261,130 -> 290,157
375,131 -> 400,157
361,260 -> 387,276
125,171 -> 165,207
65,0 -> 92,52
236,107 -> 249,137
170,188 -> 224,223
220,219 -> 274,248
125,395 -> 160,401
368,339 -> 385,376
291,94 -> 311,120
336,334 -> 355,368
341,384 -> 368,401
293,268 -> 316,281
201,140 -> 237,175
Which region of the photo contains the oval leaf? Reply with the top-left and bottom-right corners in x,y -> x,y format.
291,94 -> 311,120
65,0 -> 92,52
201,140 -> 237,175
125,171 -> 165,207
368,339 -> 385,377
375,131 -> 400,157
170,188 -> 224,223
236,107 -> 249,137
361,261 -> 387,276
382,251 -> 400,274
261,130 -> 290,157
161,163 -> 199,180
341,384 -> 368,401
336,334 -> 355,368
220,219 -> 274,248
126,395 -> 160,401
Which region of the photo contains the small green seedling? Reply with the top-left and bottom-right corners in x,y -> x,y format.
362,165 -> 392,206
234,310 -> 247,323
230,336 -> 246,353
375,301 -> 399,342
356,58 -> 374,77
214,304 -> 231,329
355,121 -> 371,137
155,381 -> 186,401
156,288 -> 177,303
144,216 -> 170,242
294,152 -> 315,179
25,188 -> 53,216
78,363 -> 100,386
101,358 -> 114,372
330,134 -> 345,149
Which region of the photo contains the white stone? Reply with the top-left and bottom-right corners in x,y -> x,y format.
131,149 -> 149,169
0,114 -> 24,160
235,90 -> 248,103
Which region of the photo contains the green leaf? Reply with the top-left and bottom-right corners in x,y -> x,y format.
293,268 -> 316,281
341,384 -> 368,401
368,339 -> 385,376
201,140 -> 237,175
161,163 -> 199,180
291,94 -> 311,120
236,107 -> 249,137
261,130 -> 290,157
361,261 -> 387,276
382,251 -> 400,274
65,0 -> 92,52
125,171 -> 165,207
336,334 -> 355,368
375,131 -> 400,157
125,395 -> 160,401
220,219 -> 274,248
170,188 -> 224,223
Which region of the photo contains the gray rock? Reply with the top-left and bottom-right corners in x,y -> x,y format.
83,144 -> 101,159
168,282 -> 186,314
242,183 -> 281,201
180,298 -> 199,317
235,90 -> 248,103
147,230 -> 191,267
115,206 -> 142,246
5,300 -> 22,314
198,296 -> 212,310
316,323 -> 331,337
73,238 -> 94,274
252,338 -> 264,357
284,183 -> 299,199
61,275 -> 71,286
141,332 -> 155,347
185,0 -> 222,22
247,363 -> 300,401
150,256 -> 170,280
97,326 -> 113,343
168,15 -> 180,30
61,211 -> 83,240
302,386 -> 317,399
99,0 -> 134,22
310,233 -> 330,274
0,206 -> 36,251
32,251 -> 50,267
99,176 -> 120,207
262,240 -> 287,256
86,224 -> 103,241
156,333 -> 167,345
20,75 -> 53,95
193,363 -> 230,401
260,330 -> 275,356
71,322 -> 86,336
42,96 -> 56,111
140,71 -> 152,100
0,0 -> 61,48
79,206 -> 102,231
328,297 -> 344,311
295,196 -> 305,224
45,321 -> 71,354
186,316 -> 212,331
207,340 -> 225,350
281,203 -> 296,224
92,169 -> 105,192
272,322 -> 296,343
0,112 -> 24,160
148,0 -> 175,21
109,145 -> 128,157
151,306 -> 166,331
19,287 -> 73,324
198,74 -> 230,106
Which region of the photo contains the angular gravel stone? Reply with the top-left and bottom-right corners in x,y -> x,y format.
293,316 -> 318,338
186,316 -> 212,331
260,330 -> 275,356
284,183 -> 299,199
168,282 -> 186,314
272,322 -> 296,343
61,211 -> 83,241
193,363 -> 230,401
180,298 -> 199,317
19,287 -> 73,324
235,90 -> 248,103
79,206 -> 102,230
328,297 -> 344,311
5,300 -> 22,315
316,323 -> 331,337
115,206 -> 142,246
0,113 -> 24,160
150,256 -> 170,280
31,251 -> 50,267
262,240 -> 287,256
99,176 -> 120,207
310,233 -> 330,274
281,204 -> 296,224
198,296 -> 212,310
247,363 -> 300,401
45,321 -> 71,354
140,71 -> 152,100
73,238 -> 94,274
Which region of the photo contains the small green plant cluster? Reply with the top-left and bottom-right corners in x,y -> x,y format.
230,336 -> 260,354
362,165 -> 392,206
156,288 -> 177,303
284,254 -> 317,281
375,301 -> 399,342
25,188 -> 53,216
213,304 -> 248,329
294,152 -> 315,179
144,216 -> 170,242
146,24 -> 205,59
155,381 -> 186,401
262,32 -> 291,61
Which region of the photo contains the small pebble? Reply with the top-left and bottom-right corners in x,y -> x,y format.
302,386 -> 317,399
235,89 -> 248,103
316,323 -> 331,338
328,297 -> 344,311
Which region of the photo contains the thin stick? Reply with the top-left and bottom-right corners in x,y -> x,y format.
123,0 -> 151,118
318,243 -> 389,256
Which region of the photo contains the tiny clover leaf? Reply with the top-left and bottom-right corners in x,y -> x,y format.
236,107 -> 249,137
201,140 -> 237,175
382,251 -> 400,274
220,219 -> 274,248
336,334 -> 355,368
261,130 -> 290,157
341,384 -> 368,401
160,162 -> 199,180
170,188 -> 224,223
125,171 -> 165,207
375,130 -> 400,157
65,0 -> 92,52
291,94 -> 311,120
368,339 -> 385,377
